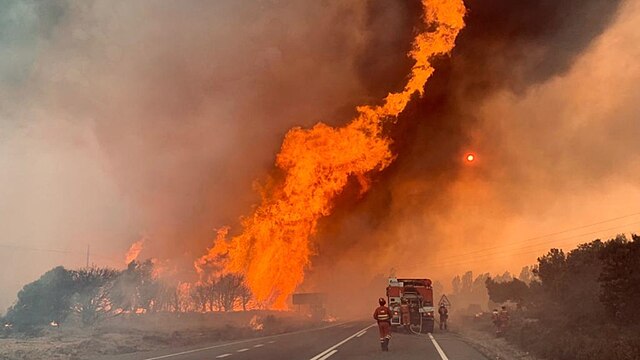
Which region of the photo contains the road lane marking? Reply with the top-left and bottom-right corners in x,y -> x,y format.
253,344 -> 264,348
355,330 -> 366,338
141,321 -> 351,360
309,323 -> 376,360
428,333 -> 450,360
316,349 -> 337,360
237,348 -> 249,352
268,340 -> 276,343
216,354 -> 232,358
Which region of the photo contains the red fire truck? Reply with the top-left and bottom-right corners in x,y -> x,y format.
386,278 -> 435,333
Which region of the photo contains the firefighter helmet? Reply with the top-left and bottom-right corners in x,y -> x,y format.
378,297 -> 386,306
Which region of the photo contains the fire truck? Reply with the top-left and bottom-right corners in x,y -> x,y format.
386,278 -> 435,333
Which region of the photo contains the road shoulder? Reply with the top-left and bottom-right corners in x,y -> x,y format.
451,327 -> 542,360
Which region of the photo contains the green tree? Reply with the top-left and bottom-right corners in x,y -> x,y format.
599,234 -> 640,325
5,266 -> 75,328
534,248 -> 566,302
485,277 -> 530,308
518,266 -> 533,284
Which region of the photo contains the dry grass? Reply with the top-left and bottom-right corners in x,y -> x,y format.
0,311 -> 318,360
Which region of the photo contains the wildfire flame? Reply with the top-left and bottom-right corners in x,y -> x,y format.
249,315 -> 265,331
196,0 -> 466,308
125,238 -> 145,265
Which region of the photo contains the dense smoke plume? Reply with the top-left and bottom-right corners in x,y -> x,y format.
196,0 -> 466,308
1,0 -> 639,316
308,0 -> 640,316
0,0 -> 411,312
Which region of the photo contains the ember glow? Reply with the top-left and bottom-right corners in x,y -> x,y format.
196,0 -> 467,308
125,239 -> 145,265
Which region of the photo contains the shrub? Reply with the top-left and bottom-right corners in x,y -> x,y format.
5,266 -> 75,329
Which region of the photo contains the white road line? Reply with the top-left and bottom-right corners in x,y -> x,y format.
236,348 -> 249,352
355,330 -> 367,337
253,344 -> 264,348
309,323 -> 376,360
428,333 -> 450,360
316,349 -> 337,360
141,321 -> 350,360
267,340 -> 276,344
216,354 -> 232,358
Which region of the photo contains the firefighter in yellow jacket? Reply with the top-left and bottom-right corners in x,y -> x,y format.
373,297 -> 391,351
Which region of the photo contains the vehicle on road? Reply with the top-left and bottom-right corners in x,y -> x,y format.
386,278 -> 435,333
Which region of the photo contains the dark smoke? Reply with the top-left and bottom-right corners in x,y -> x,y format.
309,0 -> 628,317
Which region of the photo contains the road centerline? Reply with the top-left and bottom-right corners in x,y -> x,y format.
309,323 -> 376,360
140,321 -> 350,360
316,349 -> 337,360
428,333 -> 450,360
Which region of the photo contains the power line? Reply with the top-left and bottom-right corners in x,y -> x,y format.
422,211 -> 640,265
429,220 -> 640,267
412,221 -> 640,271
505,211 -> 640,241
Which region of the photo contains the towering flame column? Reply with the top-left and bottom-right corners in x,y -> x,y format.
196,0 -> 466,308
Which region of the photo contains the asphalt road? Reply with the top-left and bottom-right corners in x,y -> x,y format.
99,320 -> 488,360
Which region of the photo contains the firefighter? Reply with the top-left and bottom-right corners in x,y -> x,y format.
498,306 -> 510,329
438,304 -> 449,330
493,306 -> 509,336
491,309 -> 500,331
400,298 -> 410,327
373,297 -> 391,351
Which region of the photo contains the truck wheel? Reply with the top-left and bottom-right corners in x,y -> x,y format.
421,319 -> 434,334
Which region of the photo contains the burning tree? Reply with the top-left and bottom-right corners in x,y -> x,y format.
191,274 -> 250,312
196,0 -> 468,309
109,260 -> 161,313
71,266 -> 120,325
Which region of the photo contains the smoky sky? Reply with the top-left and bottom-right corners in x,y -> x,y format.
0,0 -> 416,312
308,0 -> 639,314
1,0 -> 638,316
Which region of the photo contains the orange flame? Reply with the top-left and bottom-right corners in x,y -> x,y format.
197,0 -> 466,308
125,238 -> 145,265
194,227 -> 230,278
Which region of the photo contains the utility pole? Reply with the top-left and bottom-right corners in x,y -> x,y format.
86,244 -> 90,268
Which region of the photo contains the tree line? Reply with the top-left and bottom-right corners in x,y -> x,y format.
484,234 -> 640,360
1,259 -> 251,331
